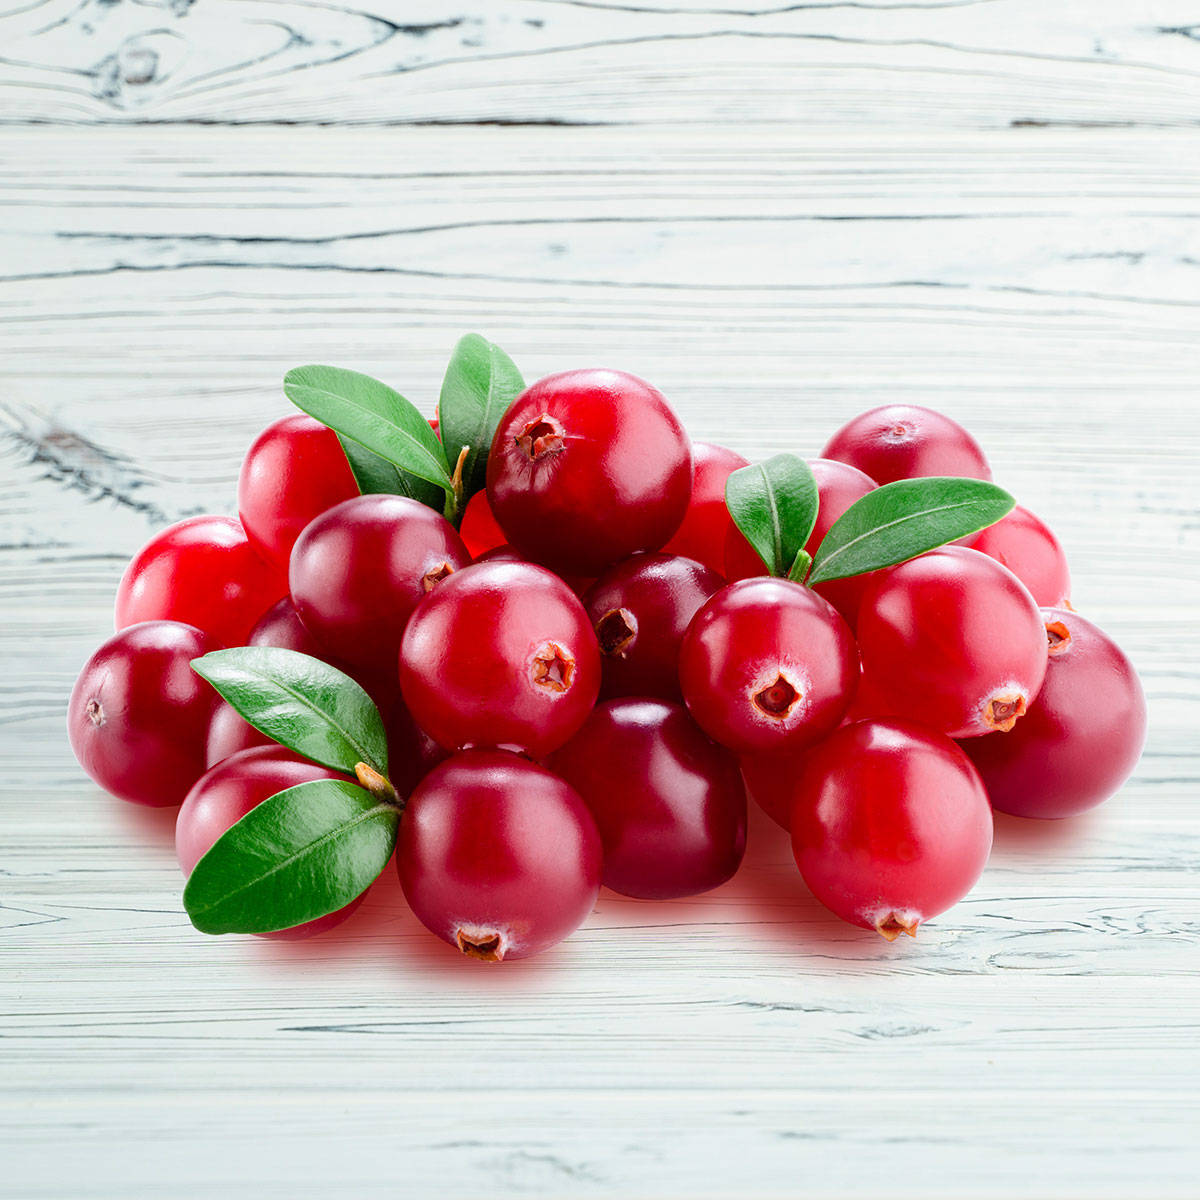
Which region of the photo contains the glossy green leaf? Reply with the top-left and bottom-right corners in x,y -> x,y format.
725,454 -> 820,579
336,433 -> 445,512
284,365 -> 452,495
438,334 -> 525,501
808,477 -> 1016,584
183,779 -> 397,935
192,647 -> 388,776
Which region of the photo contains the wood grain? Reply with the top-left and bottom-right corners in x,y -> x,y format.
1,89 -> 1199,1200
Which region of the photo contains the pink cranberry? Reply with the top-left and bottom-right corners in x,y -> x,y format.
582,552 -> 724,701
679,578 -> 858,754
962,609 -> 1146,818
399,560 -> 601,757
68,621 -> 221,807
791,720 -> 993,938
972,504 -> 1071,608
663,441 -> 749,574
486,369 -> 692,575
821,404 -> 991,485
176,746 -> 362,939
396,750 -> 602,961
549,699 -> 746,899
115,515 -> 286,648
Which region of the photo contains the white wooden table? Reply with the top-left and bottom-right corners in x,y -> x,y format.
2,3 -> 1199,1197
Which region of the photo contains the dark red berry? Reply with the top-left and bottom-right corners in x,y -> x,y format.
972,504 -> 1071,608
679,578 -> 858,754
822,404 -> 991,486
549,699 -> 745,899
486,369 -> 692,576
962,609 -> 1146,818
740,749 -> 806,830
115,515 -> 286,649
663,441 -> 749,574
399,560 -> 601,757
582,552 -> 724,701
175,746 -> 362,939
459,489 -> 507,559
237,414 -> 359,569
68,621 -> 221,807
289,495 -> 469,674
791,720 -> 993,938
856,547 -> 1047,738
396,750 -> 602,961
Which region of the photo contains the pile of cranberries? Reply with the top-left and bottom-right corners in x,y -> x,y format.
68,357 -> 1148,961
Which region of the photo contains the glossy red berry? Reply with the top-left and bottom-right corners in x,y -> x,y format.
68,621 -> 221,807
679,578 -> 858,754
962,609 -> 1146,818
175,746 -> 361,939
822,404 -> 991,485
486,369 -> 692,576
396,750 -> 601,961
663,441 -> 749,573
582,552 -> 724,701
459,489 -> 507,558
856,546 -> 1047,738
115,515 -> 286,648
740,749 -> 806,830
399,561 -> 601,757
972,505 -> 1071,608
289,495 -> 470,674
549,699 -> 746,899
791,720 -> 993,938
237,414 -> 359,569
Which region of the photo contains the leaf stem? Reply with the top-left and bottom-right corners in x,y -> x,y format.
355,762 -> 403,810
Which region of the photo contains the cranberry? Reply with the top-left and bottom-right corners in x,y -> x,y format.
822,404 -> 990,485
679,578 -> 857,754
962,609 -> 1146,818
378,691 -> 450,799
459,489 -> 507,558
548,699 -> 746,898
582,552 -> 724,701
856,546 -> 1047,738
237,414 -> 359,569
971,505 -> 1071,608
396,750 -> 601,961
68,621 -> 222,807
791,720 -> 993,938
176,746 -> 362,939
486,369 -> 692,576
115,515 -> 286,648
399,560 -> 600,756
663,441 -> 749,573
289,495 -> 470,674
740,749 -> 805,830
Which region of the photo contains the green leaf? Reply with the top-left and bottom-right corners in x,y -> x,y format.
284,365 -> 452,496
192,647 -> 388,776
183,779 -> 398,935
439,334 -> 525,501
808,477 -> 1016,585
725,455 -> 820,579
336,434 -> 445,512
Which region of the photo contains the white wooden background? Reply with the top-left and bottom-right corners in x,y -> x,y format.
2,2 -> 1200,1197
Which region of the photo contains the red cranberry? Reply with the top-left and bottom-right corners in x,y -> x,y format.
548,699 -> 746,899
289,495 -> 470,674
791,720 -> 993,938
248,596 -> 327,655
856,546 -> 1047,739
115,515 -> 286,648
176,746 -> 361,939
68,621 -> 221,807
396,750 -> 601,961
740,749 -> 806,830
399,561 -> 601,757
582,552 -> 724,701
962,609 -> 1146,818
972,504 -> 1071,608
237,414 -> 358,569
459,489 -> 507,558
679,578 -> 858,754
663,441 -> 749,573
822,404 -> 991,485
486,369 -> 692,576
